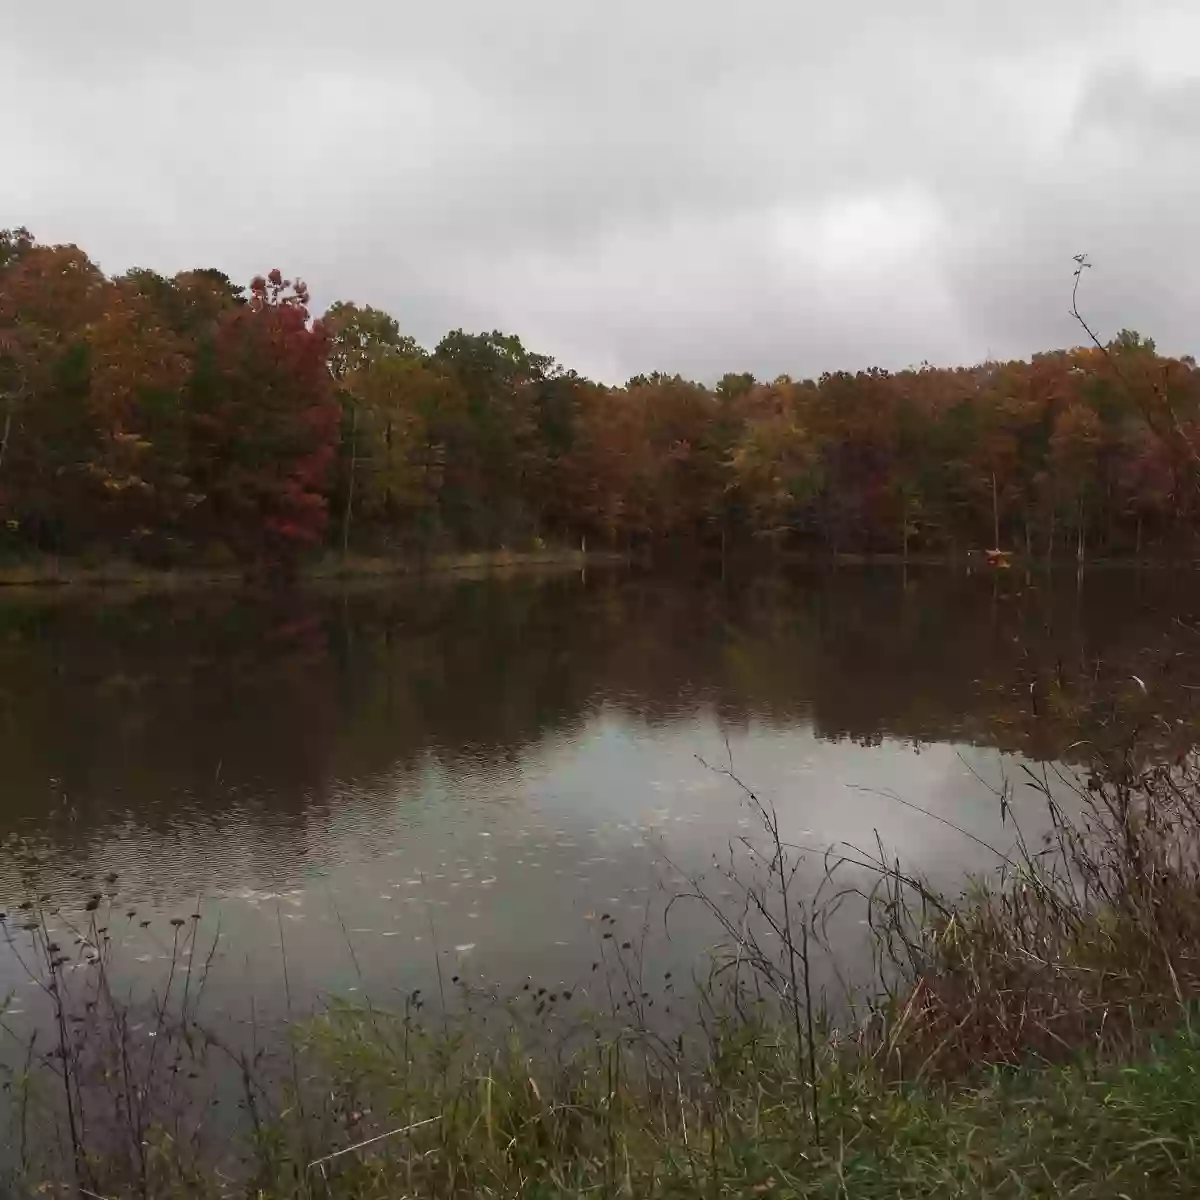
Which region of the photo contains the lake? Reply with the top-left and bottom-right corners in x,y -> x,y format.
1,564 -> 1198,1035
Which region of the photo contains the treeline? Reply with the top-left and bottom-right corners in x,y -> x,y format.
2,227 -> 1199,568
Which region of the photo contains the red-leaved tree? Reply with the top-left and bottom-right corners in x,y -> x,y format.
189,270 -> 340,567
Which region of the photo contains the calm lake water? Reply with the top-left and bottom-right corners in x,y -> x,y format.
1,564 -> 1198,1033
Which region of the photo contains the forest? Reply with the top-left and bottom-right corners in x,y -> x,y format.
2,226 -> 1199,570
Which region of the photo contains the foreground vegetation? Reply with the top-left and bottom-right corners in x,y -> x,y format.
268,1019 -> 1200,1198
11,1007 -> 1200,1199
4,227 -> 1200,572
5,702 -> 1200,1197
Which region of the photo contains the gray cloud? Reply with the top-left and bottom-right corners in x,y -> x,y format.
3,0 -> 1199,382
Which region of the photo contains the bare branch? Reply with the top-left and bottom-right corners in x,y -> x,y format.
1070,253 -> 1200,491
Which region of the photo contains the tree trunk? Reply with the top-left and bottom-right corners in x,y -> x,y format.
1047,508 -> 1055,564
0,399 -> 11,475
991,472 -> 1000,549
341,404 -> 359,561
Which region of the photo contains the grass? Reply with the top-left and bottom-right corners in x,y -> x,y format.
7,732 -> 1200,1196
146,1005 -> 1180,1200
257,1002 -> 1200,1199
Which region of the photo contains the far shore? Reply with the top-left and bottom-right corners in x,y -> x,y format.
0,547 -> 631,591
0,545 -> 1193,590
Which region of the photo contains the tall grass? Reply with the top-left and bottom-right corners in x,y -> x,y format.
7,733 -> 1200,1196
871,747 -> 1200,1076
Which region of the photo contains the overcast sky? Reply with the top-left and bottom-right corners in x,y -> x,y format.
3,0 -> 1199,383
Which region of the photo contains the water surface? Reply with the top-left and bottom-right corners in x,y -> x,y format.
1,565 -> 1196,1025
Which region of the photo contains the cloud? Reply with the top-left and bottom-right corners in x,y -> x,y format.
3,0 -> 1199,382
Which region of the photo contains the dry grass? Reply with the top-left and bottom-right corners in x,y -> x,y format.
873,749 -> 1200,1077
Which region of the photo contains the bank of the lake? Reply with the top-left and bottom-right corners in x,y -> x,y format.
2,546 -> 1197,594
0,546 -> 627,589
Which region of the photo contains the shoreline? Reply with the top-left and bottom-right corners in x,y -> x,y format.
0,547 -> 628,590
777,549 -> 1200,570
0,546 -> 1193,589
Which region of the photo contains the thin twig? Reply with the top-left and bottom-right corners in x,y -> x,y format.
306,1114 -> 443,1172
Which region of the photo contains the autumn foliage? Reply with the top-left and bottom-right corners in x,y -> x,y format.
2,228 -> 1199,569
190,270 -> 339,562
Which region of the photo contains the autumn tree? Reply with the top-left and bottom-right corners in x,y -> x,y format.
0,229 -> 36,483
561,384 -> 654,546
78,279 -> 193,555
324,301 -> 426,555
0,237 -> 108,548
730,398 -> 823,542
433,330 -> 557,546
188,270 -> 340,567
